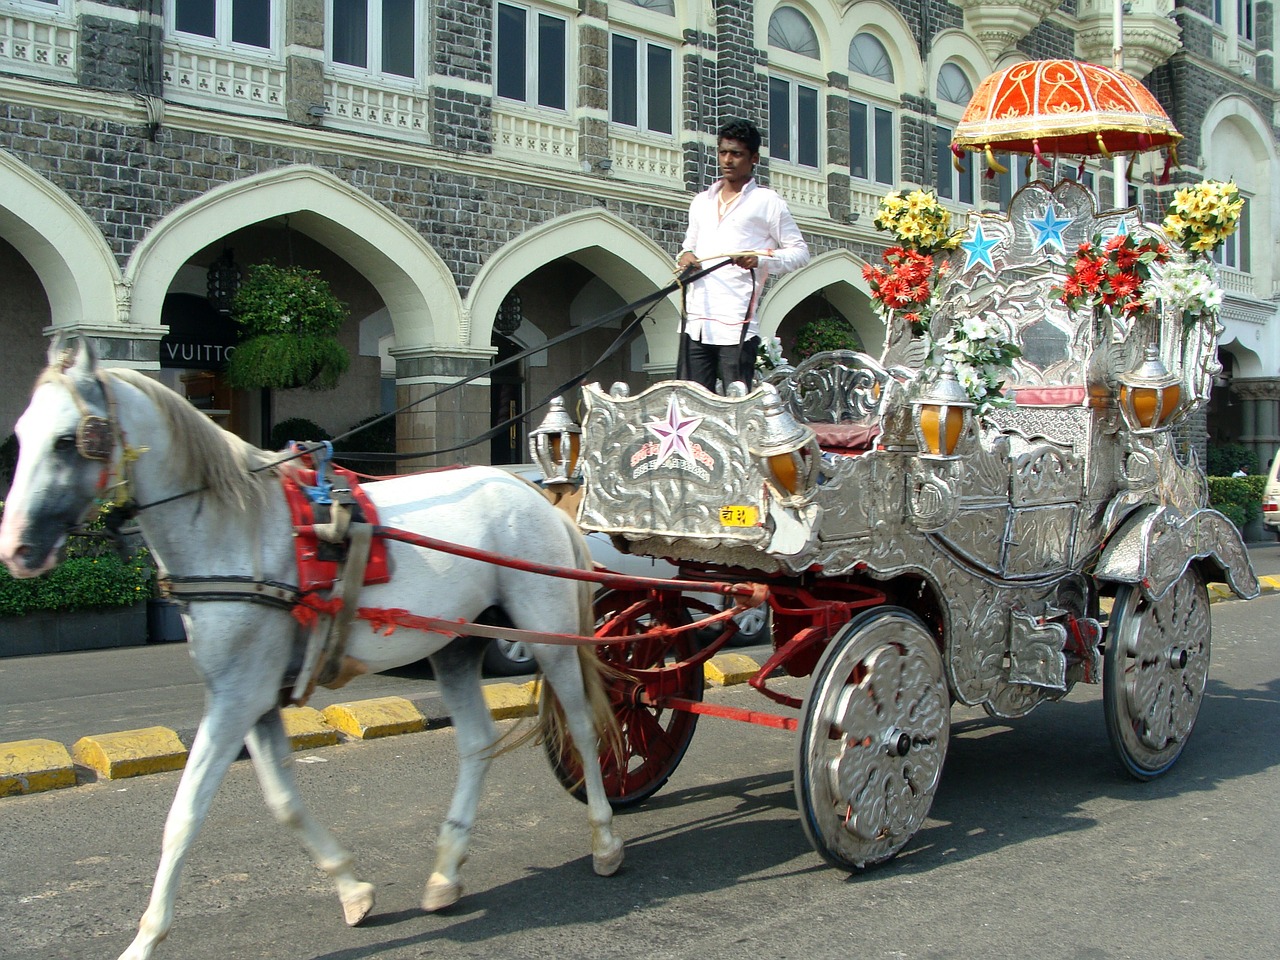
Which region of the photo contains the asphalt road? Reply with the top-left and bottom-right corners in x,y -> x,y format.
1,585 -> 1277,960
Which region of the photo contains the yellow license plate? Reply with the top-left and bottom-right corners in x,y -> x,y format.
719,505 -> 759,527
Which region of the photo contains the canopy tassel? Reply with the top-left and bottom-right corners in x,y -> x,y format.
1096,133 -> 1111,159
1159,151 -> 1173,185
951,143 -> 966,174
984,145 -> 1007,180
1033,139 -> 1051,169
1125,153 -> 1136,181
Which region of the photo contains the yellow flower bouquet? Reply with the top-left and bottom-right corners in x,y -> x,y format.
872,189 -> 960,254
1162,180 -> 1244,256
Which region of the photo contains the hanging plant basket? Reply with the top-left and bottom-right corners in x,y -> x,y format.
226,263 -> 350,391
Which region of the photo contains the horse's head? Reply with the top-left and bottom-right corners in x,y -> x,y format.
0,337 -> 118,577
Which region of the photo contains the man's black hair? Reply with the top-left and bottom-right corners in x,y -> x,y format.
718,118 -> 762,154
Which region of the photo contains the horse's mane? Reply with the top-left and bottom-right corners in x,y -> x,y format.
101,368 -> 282,509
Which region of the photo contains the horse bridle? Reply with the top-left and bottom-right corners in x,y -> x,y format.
46,363 -> 142,520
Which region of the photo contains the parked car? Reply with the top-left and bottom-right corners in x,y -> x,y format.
482,467 -> 770,675
1263,449 -> 1280,538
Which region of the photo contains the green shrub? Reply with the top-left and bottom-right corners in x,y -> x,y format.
269,417 -> 331,451
1207,475 -> 1265,532
332,413 -> 397,477
0,502 -> 154,617
793,316 -> 862,361
1206,443 -> 1259,478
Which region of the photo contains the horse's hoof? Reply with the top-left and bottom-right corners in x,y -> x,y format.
341,882 -> 376,926
593,837 -> 624,877
422,872 -> 462,912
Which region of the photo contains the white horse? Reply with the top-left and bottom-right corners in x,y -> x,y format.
0,339 -> 623,960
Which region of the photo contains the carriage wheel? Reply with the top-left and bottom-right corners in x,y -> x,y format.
545,589 -> 708,809
1103,568 -> 1211,780
795,607 -> 950,871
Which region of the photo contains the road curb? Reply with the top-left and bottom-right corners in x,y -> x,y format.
72,726 -> 188,780
1,738 -> 77,796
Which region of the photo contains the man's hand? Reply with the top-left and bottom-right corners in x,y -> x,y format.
677,251 -> 699,270
731,255 -> 759,269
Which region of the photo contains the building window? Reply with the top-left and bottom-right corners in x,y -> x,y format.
1212,194 -> 1251,271
1237,0 -> 1255,41
610,34 -> 674,135
173,0 -> 272,49
849,99 -> 893,184
619,0 -> 674,13
768,7 -> 819,59
767,7 -> 820,168
936,62 -> 972,107
849,33 -> 892,83
934,64 -> 975,204
848,34 -> 895,185
934,124 -> 974,204
770,76 -> 820,168
330,0 -> 416,79
495,2 -> 567,110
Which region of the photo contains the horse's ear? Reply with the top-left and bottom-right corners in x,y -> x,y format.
48,335 -> 99,378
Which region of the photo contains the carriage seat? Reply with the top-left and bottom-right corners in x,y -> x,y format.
774,350 -> 888,457
808,422 -> 881,456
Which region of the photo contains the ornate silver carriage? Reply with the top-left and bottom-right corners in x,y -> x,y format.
551,181 -> 1259,871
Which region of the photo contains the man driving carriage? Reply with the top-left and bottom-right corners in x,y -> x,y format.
676,119 -> 810,394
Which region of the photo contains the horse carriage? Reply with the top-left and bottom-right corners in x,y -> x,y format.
0,150 -> 1260,960
545,178 -> 1259,871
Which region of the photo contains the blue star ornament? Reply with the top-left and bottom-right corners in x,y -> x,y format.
961,223 -> 999,272
1029,204 -> 1073,254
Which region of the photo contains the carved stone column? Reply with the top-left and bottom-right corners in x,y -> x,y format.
1232,377 -> 1280,468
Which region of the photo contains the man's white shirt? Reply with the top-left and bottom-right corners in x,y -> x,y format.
681,178 -> 810,345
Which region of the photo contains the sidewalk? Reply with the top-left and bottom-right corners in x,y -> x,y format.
3,541 -> 1278,797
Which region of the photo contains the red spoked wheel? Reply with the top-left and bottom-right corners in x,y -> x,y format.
546,588 -> 709,809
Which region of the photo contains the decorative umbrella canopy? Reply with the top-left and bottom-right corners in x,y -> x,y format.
951,59 -> 1181,167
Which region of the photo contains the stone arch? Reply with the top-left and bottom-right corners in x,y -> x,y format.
466,208 -> 682,368
0,151 -> 122,331
126,165 -> 461,349
762,248 -> 883,354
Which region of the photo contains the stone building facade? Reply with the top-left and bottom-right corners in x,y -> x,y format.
0,0 -> 1277,472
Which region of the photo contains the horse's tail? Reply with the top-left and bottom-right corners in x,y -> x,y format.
535,511 -> 622,775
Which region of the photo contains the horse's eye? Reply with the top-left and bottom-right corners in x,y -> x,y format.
54,435 -> 77,453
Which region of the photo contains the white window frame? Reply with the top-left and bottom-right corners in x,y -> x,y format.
1237,0 -> 1255,43
848,96 -> 895,186
326,0 -> 421,82
933,122 -> 975,205
769,74 -> 821,169
168,0 -> 278,54
608,31 -> 675,136
1212,192 -> 1251,272
494,0 -> 570,112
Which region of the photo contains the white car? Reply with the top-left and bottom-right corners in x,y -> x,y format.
484,467 -> 770,675
1262,450 -> 1280,538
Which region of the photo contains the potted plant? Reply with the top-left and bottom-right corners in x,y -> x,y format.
226,263 -> 350,390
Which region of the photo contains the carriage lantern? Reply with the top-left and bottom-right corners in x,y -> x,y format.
911,362 -> 974,459
750,385 -> 819,496
1118,345 -> 1183,432
530,395 -> 582,483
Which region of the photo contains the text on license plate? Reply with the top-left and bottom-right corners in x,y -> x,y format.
719,505 -> 759,527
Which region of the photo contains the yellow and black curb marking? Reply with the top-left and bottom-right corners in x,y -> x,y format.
0,653 -> 761,799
